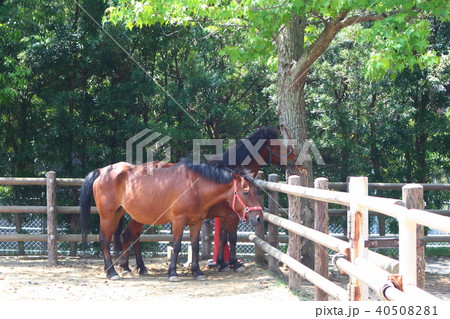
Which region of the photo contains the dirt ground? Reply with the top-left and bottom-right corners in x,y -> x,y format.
0,255 -> 448,302
0,256 -> 304,302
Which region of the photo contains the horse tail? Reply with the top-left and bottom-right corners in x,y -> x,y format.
80,169 -> 100,253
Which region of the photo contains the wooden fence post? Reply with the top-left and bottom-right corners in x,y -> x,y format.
314,177 -> 329,301
267,173 -> 280,274
46,171 -> 57,266
288,175 -> 302,290
402,184 -> 424,290
254,171 -> 265,265
348,176 -> 369,301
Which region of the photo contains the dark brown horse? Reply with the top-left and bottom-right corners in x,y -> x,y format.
80,159 -> 263,281
115,127 -> 302,275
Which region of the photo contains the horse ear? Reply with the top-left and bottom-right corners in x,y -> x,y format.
231,171 -> 240,180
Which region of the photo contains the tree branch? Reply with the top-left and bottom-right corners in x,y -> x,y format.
310,11 -> 329,25
230,79 -> 258,105
288,10 -> 400,83
289,11 -> 350,83
340,10 -> 399,28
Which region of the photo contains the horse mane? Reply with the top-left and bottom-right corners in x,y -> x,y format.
215,126 -> 279,167
178,158 -> 253,185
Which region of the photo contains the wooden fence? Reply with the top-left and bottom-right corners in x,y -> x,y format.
0,172 -> 200,262
252,175 -> 450,301
0,172 -> 449,301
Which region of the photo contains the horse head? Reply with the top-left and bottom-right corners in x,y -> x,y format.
265,140 -> 307,174
230,171 -> 263,227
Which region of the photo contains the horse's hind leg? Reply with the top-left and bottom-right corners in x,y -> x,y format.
99,214 -> 124,280
113,214 -> 125,260
189,223 -> 205,280
99,230 -> 120,280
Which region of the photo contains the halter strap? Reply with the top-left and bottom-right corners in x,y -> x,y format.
231,180 -> 263,221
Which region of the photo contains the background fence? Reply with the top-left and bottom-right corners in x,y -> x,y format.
0,173 -> 266,260
0,174 -> 449,259
0,211 -> 260,258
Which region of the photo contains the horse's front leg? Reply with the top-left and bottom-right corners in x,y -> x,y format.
228,228 -> 243,271
131,231 -> 149,276
226,214 -> 242,271
168,220 -> 185,281
189,223 -> 206,280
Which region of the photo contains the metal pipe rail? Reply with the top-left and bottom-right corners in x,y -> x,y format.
332,254 -> 440,302
332,253 -> 407,301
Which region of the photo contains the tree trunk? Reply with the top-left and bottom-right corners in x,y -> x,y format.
414,100 -> 428,184
14,213 -> 25,255
275,12 -> 351,270
368,93 -> 385,235
275,16 -> 314,270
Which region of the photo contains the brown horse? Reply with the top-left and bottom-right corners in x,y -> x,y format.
115,127 -> 302,275
80,159 -> 263,281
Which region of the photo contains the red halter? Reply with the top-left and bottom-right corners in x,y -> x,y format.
231,180 -> 263,221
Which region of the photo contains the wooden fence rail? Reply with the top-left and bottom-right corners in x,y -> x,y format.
2,177 -> 449,190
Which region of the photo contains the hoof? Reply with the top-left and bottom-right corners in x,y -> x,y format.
122,270 -> 134,277
231,260 -> 244,272
109,274 -> 121,280
195,275 -> 206,281
139,269 -> 150,276
217,264 -> 229,272
168,276 -> 181,282
233,262 -> 245,272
